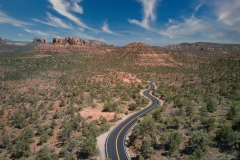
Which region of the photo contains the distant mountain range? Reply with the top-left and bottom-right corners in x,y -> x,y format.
1,36 -> 240,58
0,37 -> 31,46
164,42 -> 240,57
3,39 -> 12,41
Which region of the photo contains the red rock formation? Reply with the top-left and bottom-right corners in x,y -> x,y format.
33,36 -> 115,55
53,37 -> 63,44
64,36 -> 106,46
65,36 -> 82,45
33,37 -> 48,44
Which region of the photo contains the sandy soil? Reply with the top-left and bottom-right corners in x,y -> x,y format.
80,102 -> 115,123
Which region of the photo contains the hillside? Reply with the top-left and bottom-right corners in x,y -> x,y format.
164,42 -> 240,57
33,44 -> 114,56
95,42 -> 204,74
97,42 -> 178,66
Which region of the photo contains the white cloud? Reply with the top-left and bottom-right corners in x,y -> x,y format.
73,31 -> 105,41
48,0 -> 94,31
18,34 -> 23,36
208,30 -> 240,43
214,0 -> 240,33
71,0 -> 83,14
195,2 -> 205,12
209,32 -> 224,40
33,12 -> 72,29
128,0 -> 159,30
102,22 -> 121,36
168,19 -> 174,23
79,27 -> 84,32
121,31 -> 141,36
0,11 -> 31,27
146,38 -> 152,41
160,16 -> 207,38
24,29 -> 48,36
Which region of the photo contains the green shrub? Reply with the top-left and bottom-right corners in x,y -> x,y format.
128,103 -> 138,111
103,103 -> 118,112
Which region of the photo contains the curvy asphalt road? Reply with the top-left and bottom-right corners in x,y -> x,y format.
105,82 -> 160,160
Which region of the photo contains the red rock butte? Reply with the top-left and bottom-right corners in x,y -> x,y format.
51,36 -> 107,46
33,37 -> 48,44
32,36 -> 114,55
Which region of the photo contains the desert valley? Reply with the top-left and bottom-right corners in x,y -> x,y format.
0,35 -> 240,160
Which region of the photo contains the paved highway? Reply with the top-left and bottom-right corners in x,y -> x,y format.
105,82 -> 160,160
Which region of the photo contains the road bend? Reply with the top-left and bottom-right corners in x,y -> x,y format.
105,82 -> 160,160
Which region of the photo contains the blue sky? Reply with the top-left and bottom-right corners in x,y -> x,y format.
0,0 -> 240,46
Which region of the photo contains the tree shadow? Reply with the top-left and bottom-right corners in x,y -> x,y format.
76,151 -> 90,159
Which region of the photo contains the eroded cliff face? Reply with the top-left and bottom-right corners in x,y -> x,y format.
164,42 -> 240,57
53,37 -> 64,44
33,44 -> 70,54
33,44 -> 114,55
53,36 -> 107,46
33,37 -> 48,44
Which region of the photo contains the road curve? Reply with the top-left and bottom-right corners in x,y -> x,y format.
105,82 -> 160,160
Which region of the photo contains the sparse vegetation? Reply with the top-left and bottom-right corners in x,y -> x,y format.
0,43 -> 240,159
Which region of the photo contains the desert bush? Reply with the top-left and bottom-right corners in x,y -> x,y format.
206,99 -> 217,113
102,102 -> 119,112
35,146 -> 58,160
128,103 -> 138,111
201,117 -> 216,132
11,112 -> 28,129
140,136 -> 154,157
216,125 -> 234,144
80,135 -> 98,157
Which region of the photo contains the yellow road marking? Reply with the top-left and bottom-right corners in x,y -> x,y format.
115,90 -> 158,160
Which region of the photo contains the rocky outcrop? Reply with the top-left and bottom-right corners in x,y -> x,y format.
33,37 -> 48,44
53,37 -> 64,44
65,36 -> 84,45
52,36 -> 107,46
0,37 -> 6,46
64,36 -> 107,46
